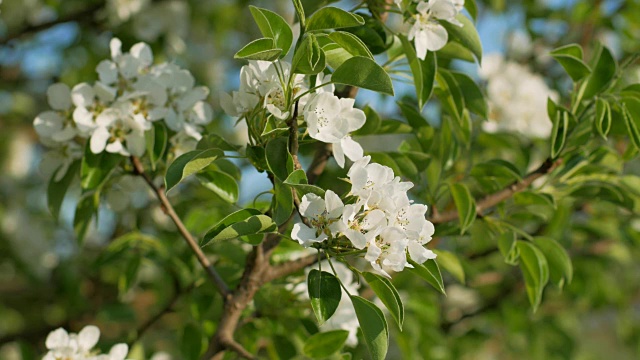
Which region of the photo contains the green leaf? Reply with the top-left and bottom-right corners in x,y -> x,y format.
400,35 -> 436,110
306,7 -> 364,31
165,148 -> 224,192
272,178 -> 294,225
246,145 -> 268,171
471,159 -> 522,182
432,249 -> 465,284
118,256 -> 141,295
204,214 -> 276,244
332,56 -> 394,96
303,330 -> 349,359
441,14 -> 482,62
48,160 -> 80,220
249,6 -> 294,57
293,33 -> 326,74
328,31 -> 373,58
197,134 -> 241,152
407,258 -> 446,294
283,169 -> 326,197
498,231 -> 519,265
74,191 -> 100,245
202,208 -> 270,246
362,272 -> 404,330
621,98 -> 640,151
451,71 -> 488,118
437,41 -> 475,63
594,98 -> 612,139
308,270 -> 342,325
343,15 -> 388,55
266,137 -> 294,181
181,324 -> 203,360
581,45 -> 617,99
449,183 -> 477,234
550,111 -> 569,159
147,122 -> 167,171
234,38 -> 282,61
80,144 -> 123,190
533,237 -> 573,288
550,43 -> 591,82
516,241 -> 549,312
465,0 -> 478,21
350,295 -> 389,360
197,170 -> 239,203
398,101 -> 429,129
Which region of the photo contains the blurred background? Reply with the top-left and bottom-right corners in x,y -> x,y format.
1,0 -> 640,359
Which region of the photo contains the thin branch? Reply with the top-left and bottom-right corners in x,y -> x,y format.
430,158 -> 562,224
131,157 -> 231,298
265,253 -> 320,283
288,101 -> 302,171
0,2 -> 104,45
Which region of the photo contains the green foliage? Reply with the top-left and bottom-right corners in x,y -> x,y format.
350,295 -> 389,360
550,44 -> 592,82
305,7 -> 364,31
308,270 -> 342,325
234,38 -> 282,61
363,272 -> 404,330
407,258 -> 446,294
249,6 -> 294,57
303,330 -> 350,358
332,56 -> 394,95
165,149 -> 224,192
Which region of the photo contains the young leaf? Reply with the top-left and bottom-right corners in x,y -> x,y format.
407,258 -> 446,294
80,144 -> 123,190
432,249 -> 465,284
533,237 -> 573,287
197,170 -> 239,203
497,231 -> 519,265
451,71 -> 488,118
441,14 -> 482,63
449,183 -> 477,234
249,6 -> 294,57
621,99 -> 640,151
74,191 -> 100,245
516,241 -> 549,312
549,43 -> 591,82
145,121 -> 167,171
581,45 -> 617,99
292,33 -> 326,75
332,56 -> 394,96
283,169 -> 326,197
197,134 -> 241,152
328,31 -> 373,58
272,178 -> 294,225
266,137 -> 294,181
594,98 -> 612,139
202,208 -> 262,246
308,270 -> 342,325
48,160 -> 80,220
362,272 -> 404,330
306,7 -> 364,31
550,111 -> 569,159
400,35 -> 436,110
350,295 -> 389,360
303,330 -> 349,359
204,214 -> 276,243
181,324 -> 203,360
234,38 -> 282,61
165,148 -> 224,192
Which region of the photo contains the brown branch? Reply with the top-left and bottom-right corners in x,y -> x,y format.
430,158 -> 562,224
264,253 -> 320,283
0,2 -> 104,45
131,157 -> 231,298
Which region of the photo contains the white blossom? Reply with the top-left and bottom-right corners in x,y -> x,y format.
43,325 -> 127,360
303,93 -> 366,167
33,83 -> 79,142
90,106 -> 148,156
407,0 -> 463,60
291,190 -> 344,247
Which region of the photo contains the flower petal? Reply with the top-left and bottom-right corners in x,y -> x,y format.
77,325 -> 100,351
47,83 -> 72,110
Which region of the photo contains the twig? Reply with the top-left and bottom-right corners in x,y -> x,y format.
264,253 -> 320,283
430,158 -> 562,224
131,157 -> 231,298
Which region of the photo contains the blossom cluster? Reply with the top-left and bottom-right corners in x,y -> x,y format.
34,38 -> 212,180
43,325 -> 128,360
292,156 -> 436,278
479,53 -> 558,138
398,0 -> 464,60
221,60 -> 365,167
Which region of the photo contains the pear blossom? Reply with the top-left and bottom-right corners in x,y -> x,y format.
303,92 -> 366,167
71,82 -> 117,135
291,190 -> 344,247
407,0 -> 463,60
34,83 -> 79,142
90,107 -> 148,156
43,325 -> 128,360
40,142 -> 83,181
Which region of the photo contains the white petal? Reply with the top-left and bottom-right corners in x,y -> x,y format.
423,23 -> 449,51
299,193 -> 325,219
429,0 -> 457,19
77,325 -> 100,350
110,37 -> 123,59
47,83 -> 72,110
71,83 -> 95,108
130,42 -> 153,67
344,228 -> 367,249
106,140 -> 127,155
126,132 -> 146,157
97,60 -> 119,85
34,111 -> 63,138
291,223 -> 326,247
94,82 -> 117,102
324,190 -> 344,218
332,141 -> 346,168
109,343 -> 129,360
219,91 -> 239,116
178,87 -> 209,111
90,127 -> 110,154
45,328 -> 69,349
407,241 -> 437,264
365,242 -> 382,262
340,137 -> 364,163
118,54 -> 140,79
